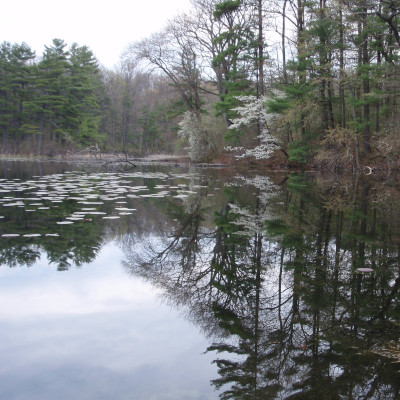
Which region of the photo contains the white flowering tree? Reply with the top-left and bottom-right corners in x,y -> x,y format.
177,110 -> 219,162
225,95 -> 282,160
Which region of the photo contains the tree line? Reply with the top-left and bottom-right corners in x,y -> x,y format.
0,39 -> 181,157
2,0 -> 400,169
0,39 -> 102,155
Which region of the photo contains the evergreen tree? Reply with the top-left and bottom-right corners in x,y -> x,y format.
28,39 -> 70,153
66,43 -> 102,146
212,0 -> 258,140
0,42 -> 15,152
0,42 -> 35,152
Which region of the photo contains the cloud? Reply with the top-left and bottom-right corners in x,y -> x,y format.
0,0 -> 192,68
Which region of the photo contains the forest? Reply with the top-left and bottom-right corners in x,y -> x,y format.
1,0 -> 400,170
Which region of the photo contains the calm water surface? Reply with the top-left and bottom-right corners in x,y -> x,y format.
0,160 -> 399,400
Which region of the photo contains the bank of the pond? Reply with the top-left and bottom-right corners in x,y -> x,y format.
1,148 -> 398,175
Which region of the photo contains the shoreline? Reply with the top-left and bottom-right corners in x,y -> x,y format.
0,153 -> 396,175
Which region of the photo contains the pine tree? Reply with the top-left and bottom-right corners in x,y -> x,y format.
0,42 -> 14,152
0,42 -> 35,152
31,39 -> 70,153
66,43 -> 102,146
212,0 -> 257,140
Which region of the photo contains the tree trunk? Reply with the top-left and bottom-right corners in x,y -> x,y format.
282,0 -> 288,83
297,0 -> 306,138
361,0 -> 371,154
38,116 -> 44,155
257,0 -> 264,98
339,0 -> 346,127
319,1 -> 328,132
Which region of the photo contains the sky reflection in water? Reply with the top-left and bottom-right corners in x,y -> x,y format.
1,161 -> 400,399
0,242 -> 218,400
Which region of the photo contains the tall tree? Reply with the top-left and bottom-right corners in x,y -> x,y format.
66,43 -> 102,146
34,38 -> 70,153
0,42 -> 35,152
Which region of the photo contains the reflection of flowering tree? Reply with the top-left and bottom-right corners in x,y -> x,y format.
121,172 -> 400,399
208,175 -> 400,399
228,175 -> 279,236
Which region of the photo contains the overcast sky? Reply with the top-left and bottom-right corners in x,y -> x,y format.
1,0 -> 192,69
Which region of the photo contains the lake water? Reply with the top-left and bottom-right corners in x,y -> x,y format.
0,160 -> 399,399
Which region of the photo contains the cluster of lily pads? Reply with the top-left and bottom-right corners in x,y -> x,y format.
0,170 -> 203,238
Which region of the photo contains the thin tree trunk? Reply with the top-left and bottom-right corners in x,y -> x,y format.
361,0 -> 371,154
297,0 -> 306,138
257,0 -> 265,146
319,0 -> 329,133
282,0 -> 288,83
257,0 -> 264,98
327,79 -> 335,128
38,116 -> 44,155
339,0 -> 346,126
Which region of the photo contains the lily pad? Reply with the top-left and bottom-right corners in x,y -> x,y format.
356,268 -> 374,273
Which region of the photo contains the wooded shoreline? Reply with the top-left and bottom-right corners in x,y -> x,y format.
0,151 -> 395,177
2,1 -> 400,171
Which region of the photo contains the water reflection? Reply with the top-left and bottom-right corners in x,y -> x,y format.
0,161 -> 220,400
1,161 -> 400,399
123,172 -> 400,399
0,243 -> 217,400
0,162 -> 202,270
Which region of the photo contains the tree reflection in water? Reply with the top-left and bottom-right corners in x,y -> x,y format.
123,172 -> 400,399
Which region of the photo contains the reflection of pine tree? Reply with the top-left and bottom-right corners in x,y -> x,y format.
122,172 -> 400,399
0,187 -> 105,271
208,174 -> 400,399
0,241 -> 40,268
206,179 -> 279,399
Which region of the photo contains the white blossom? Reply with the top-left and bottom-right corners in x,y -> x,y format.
177,110 -> 216,162
178,111 -> 204,161
226,95 -> 281,160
